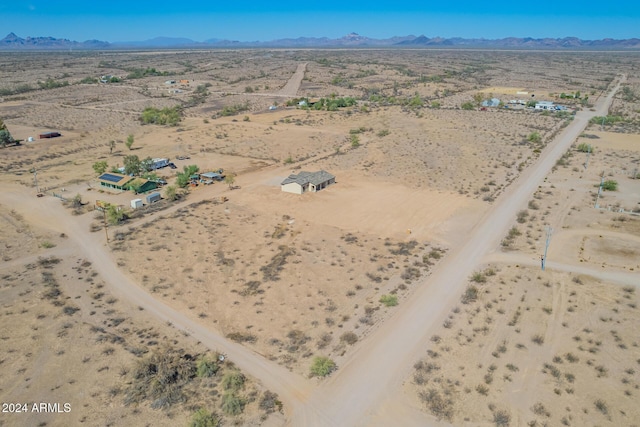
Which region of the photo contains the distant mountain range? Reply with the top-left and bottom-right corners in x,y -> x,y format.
2,32 -> 639,50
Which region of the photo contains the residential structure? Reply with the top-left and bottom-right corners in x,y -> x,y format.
98,173 -> 133,191
97,173 -> 156,193
281,170 -> 335,194
535,101 -> 556,110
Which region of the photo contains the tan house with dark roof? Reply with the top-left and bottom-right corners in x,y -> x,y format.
280,170 -> 335,194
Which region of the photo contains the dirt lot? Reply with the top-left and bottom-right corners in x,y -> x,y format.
1,49 -> 639,426
0,210 -> 281,427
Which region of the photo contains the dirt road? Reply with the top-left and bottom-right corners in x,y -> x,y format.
292,77 -> 625,426
276,63 -> 307,97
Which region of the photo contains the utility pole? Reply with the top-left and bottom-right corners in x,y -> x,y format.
584,144 -> 591,169
542,226 -> 553,271
33,169 -> 39,193
594,172 -> 605,208
102,208 -> 109,243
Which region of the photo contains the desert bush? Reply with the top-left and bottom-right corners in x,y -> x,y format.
531,402 -> 550,417
594,399 -> 608,415
461,285 -> 479,304
527,132 -> 542,144
226,332 -> 257,343
310,356 -> 336,377
221,392 -> 245,416
470,272 -> 487,283
531,334 -> 545,345
419,388 -> 454,421
124,346 -> 196,408
576,143 -> 593,152
602,180 -> 617,191
493,409 -> 511,427
516,210 -> 529,223
461,102 -> 475,110
196,356 -> 219,378
221,371 -> 245,392
260,245 -> 294,281
379,294 -> 398,307
189,408 -> 220,427
340,332 -> 358,345
259,391 -> 282,413
476,384 -> 489,395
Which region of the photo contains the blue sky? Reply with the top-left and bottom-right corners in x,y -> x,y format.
2,1 -> 638,42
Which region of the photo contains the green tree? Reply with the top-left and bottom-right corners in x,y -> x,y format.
0,129 -> 14,147
106,205 -> 125,225
125,134 -> 134,150
472,92 -> 484,106
224,173 -> 236,190
140,106 -> 182,126
176,165 -> 199,188
140,156 -> 153,172
189,408 -> 220,427
92,161 -> 108,175
109,140 -> 116,154
71,193 -> 83,209
164,185 -> 179,201
123,155 -> 141,176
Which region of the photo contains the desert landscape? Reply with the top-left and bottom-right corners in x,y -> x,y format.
1,49 -> 639,426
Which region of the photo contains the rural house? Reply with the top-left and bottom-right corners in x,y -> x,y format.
535,101 -> 555,110
98,172 -> 156,193
98,172 -> 134,191
281,170 -> 335,194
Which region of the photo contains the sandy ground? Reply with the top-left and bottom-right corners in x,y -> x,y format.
1,50 -> 638,426
0,206 -> 281,427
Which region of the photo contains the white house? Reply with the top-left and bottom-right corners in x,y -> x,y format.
535,101 -> 555,110
281,170 -> 335,194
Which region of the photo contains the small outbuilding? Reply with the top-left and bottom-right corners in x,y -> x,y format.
281,170 -> 335,194
200,172 -> 224,181
481,98 -> 501,107
130,199 -> 143,209
146,192 -> 161,204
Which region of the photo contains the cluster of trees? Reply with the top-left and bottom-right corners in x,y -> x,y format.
37,78 -> 69,90
140,106 -> 182,126
126,67 -> 170,79
590,115 -> 625,126
93,155 -> 160,180
176,165 -> 200,188
219,102 -> 250,117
